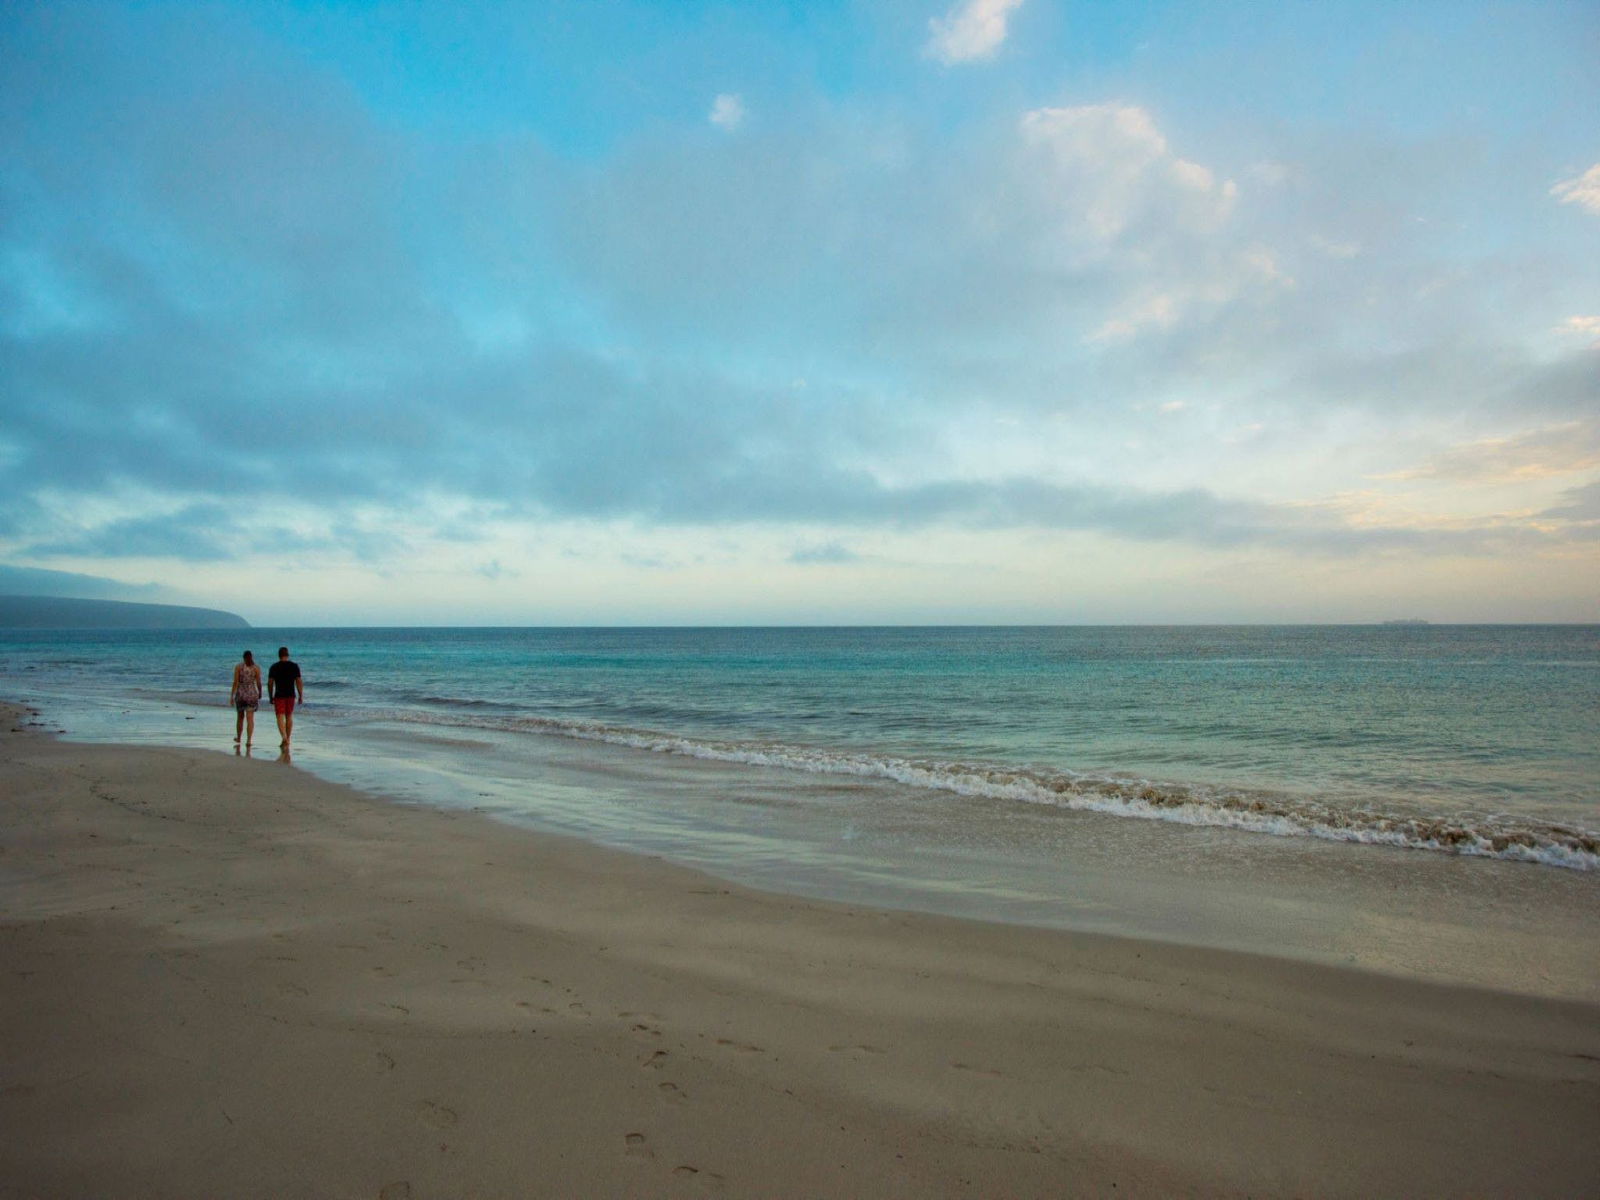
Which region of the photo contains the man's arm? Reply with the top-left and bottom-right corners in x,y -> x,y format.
296,670 -> 304,703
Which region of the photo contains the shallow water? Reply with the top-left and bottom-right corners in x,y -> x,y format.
9,626 -> 1599,856
6,625 -> 1600,998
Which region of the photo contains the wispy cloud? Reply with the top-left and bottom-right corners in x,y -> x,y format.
925,0 -> 1025,65
789,541 -> 860,565
1559,315 -> 1600,346
1551,164 -> 1600,216
709,93 -> 746,131
1381,422 -> 1600,485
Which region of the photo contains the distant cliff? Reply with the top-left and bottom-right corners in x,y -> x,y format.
0,595 -> 250,629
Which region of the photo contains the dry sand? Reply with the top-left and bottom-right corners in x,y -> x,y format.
3,703 -> 1597,1198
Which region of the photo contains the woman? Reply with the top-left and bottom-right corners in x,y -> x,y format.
230,650 -> 262,747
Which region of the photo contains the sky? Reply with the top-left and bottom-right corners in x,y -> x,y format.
2,0 -> 1597,625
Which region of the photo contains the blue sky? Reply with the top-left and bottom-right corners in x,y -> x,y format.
2,0 -> 1596,624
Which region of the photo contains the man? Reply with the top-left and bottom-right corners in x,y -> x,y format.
267,646 -> 304,748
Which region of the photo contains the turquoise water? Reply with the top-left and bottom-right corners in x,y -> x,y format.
5,625 -> 1597,869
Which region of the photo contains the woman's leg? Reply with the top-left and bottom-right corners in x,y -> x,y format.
244,707 -> 255,745
235,706 -> 244,742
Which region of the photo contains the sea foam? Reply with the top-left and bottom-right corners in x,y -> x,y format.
384,707 -> 1600,871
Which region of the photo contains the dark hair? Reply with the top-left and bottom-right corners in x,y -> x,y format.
243,650 -> 255,665
278,646 -> 290,657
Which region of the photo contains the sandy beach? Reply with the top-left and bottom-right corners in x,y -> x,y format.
2,703 -> 1596,1198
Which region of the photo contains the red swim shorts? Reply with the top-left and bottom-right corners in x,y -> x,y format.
273,696 -> 296,716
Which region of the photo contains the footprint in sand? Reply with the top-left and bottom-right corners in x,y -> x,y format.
625,1132 -> 654,1160
714,1038 -> 763,1054
378,1183 -> 411,1200
640,1050 -> 669,1070
1067,1061 -> 1130,1078
416,1101 -> 458,1130
828,1044 -> 887,1058
951,1061 -> 1004,1078
673,1164 -> 728,1191
657,1082 -> 686,1103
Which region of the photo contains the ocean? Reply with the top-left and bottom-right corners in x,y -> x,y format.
6,624 -> 1599,993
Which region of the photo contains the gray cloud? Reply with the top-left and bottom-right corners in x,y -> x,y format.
0,564 -> 165,600
25,504 -> 242,562
789,542 -> 861,565
3,4 -> 1596,575
1542,480 -> 1600,523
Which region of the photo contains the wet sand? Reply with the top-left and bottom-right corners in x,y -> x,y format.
2,704 -> 1596,1197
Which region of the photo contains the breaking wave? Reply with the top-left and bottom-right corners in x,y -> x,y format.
386,708 -> 1600,871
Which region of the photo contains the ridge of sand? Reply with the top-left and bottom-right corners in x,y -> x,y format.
2,704 -> 1596,1197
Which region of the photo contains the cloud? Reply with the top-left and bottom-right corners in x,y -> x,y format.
1015,105 -> 1240,253
1091,293 -> 1182,342
709,93 -> 746,131
925,0 -> 1025,65
1551,164 -> 1600,215
1309,234 -> 1361,259
26,504 -> 299,562
2,3 -> 1596,600
1560,315 -> 1600,346
1382,422 -> 1600,484
0,564 -> 165,600
1540,480 -> 1600,522
789,541 -> 860,565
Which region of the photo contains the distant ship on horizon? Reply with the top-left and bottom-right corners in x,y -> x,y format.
1380,618 -> 1432,626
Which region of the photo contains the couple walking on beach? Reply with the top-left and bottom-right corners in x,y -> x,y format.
229,647 -> 304,750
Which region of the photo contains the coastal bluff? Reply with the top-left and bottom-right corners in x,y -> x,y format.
0,595 -> 249,630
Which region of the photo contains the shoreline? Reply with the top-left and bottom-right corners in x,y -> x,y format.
20,686 -> 1600,1003
3,704 -> 1598,1196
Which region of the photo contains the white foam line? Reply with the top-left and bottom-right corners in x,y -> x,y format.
383,708 -> 1600,871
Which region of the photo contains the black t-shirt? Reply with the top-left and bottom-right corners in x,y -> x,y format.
268,659 -> 301,699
